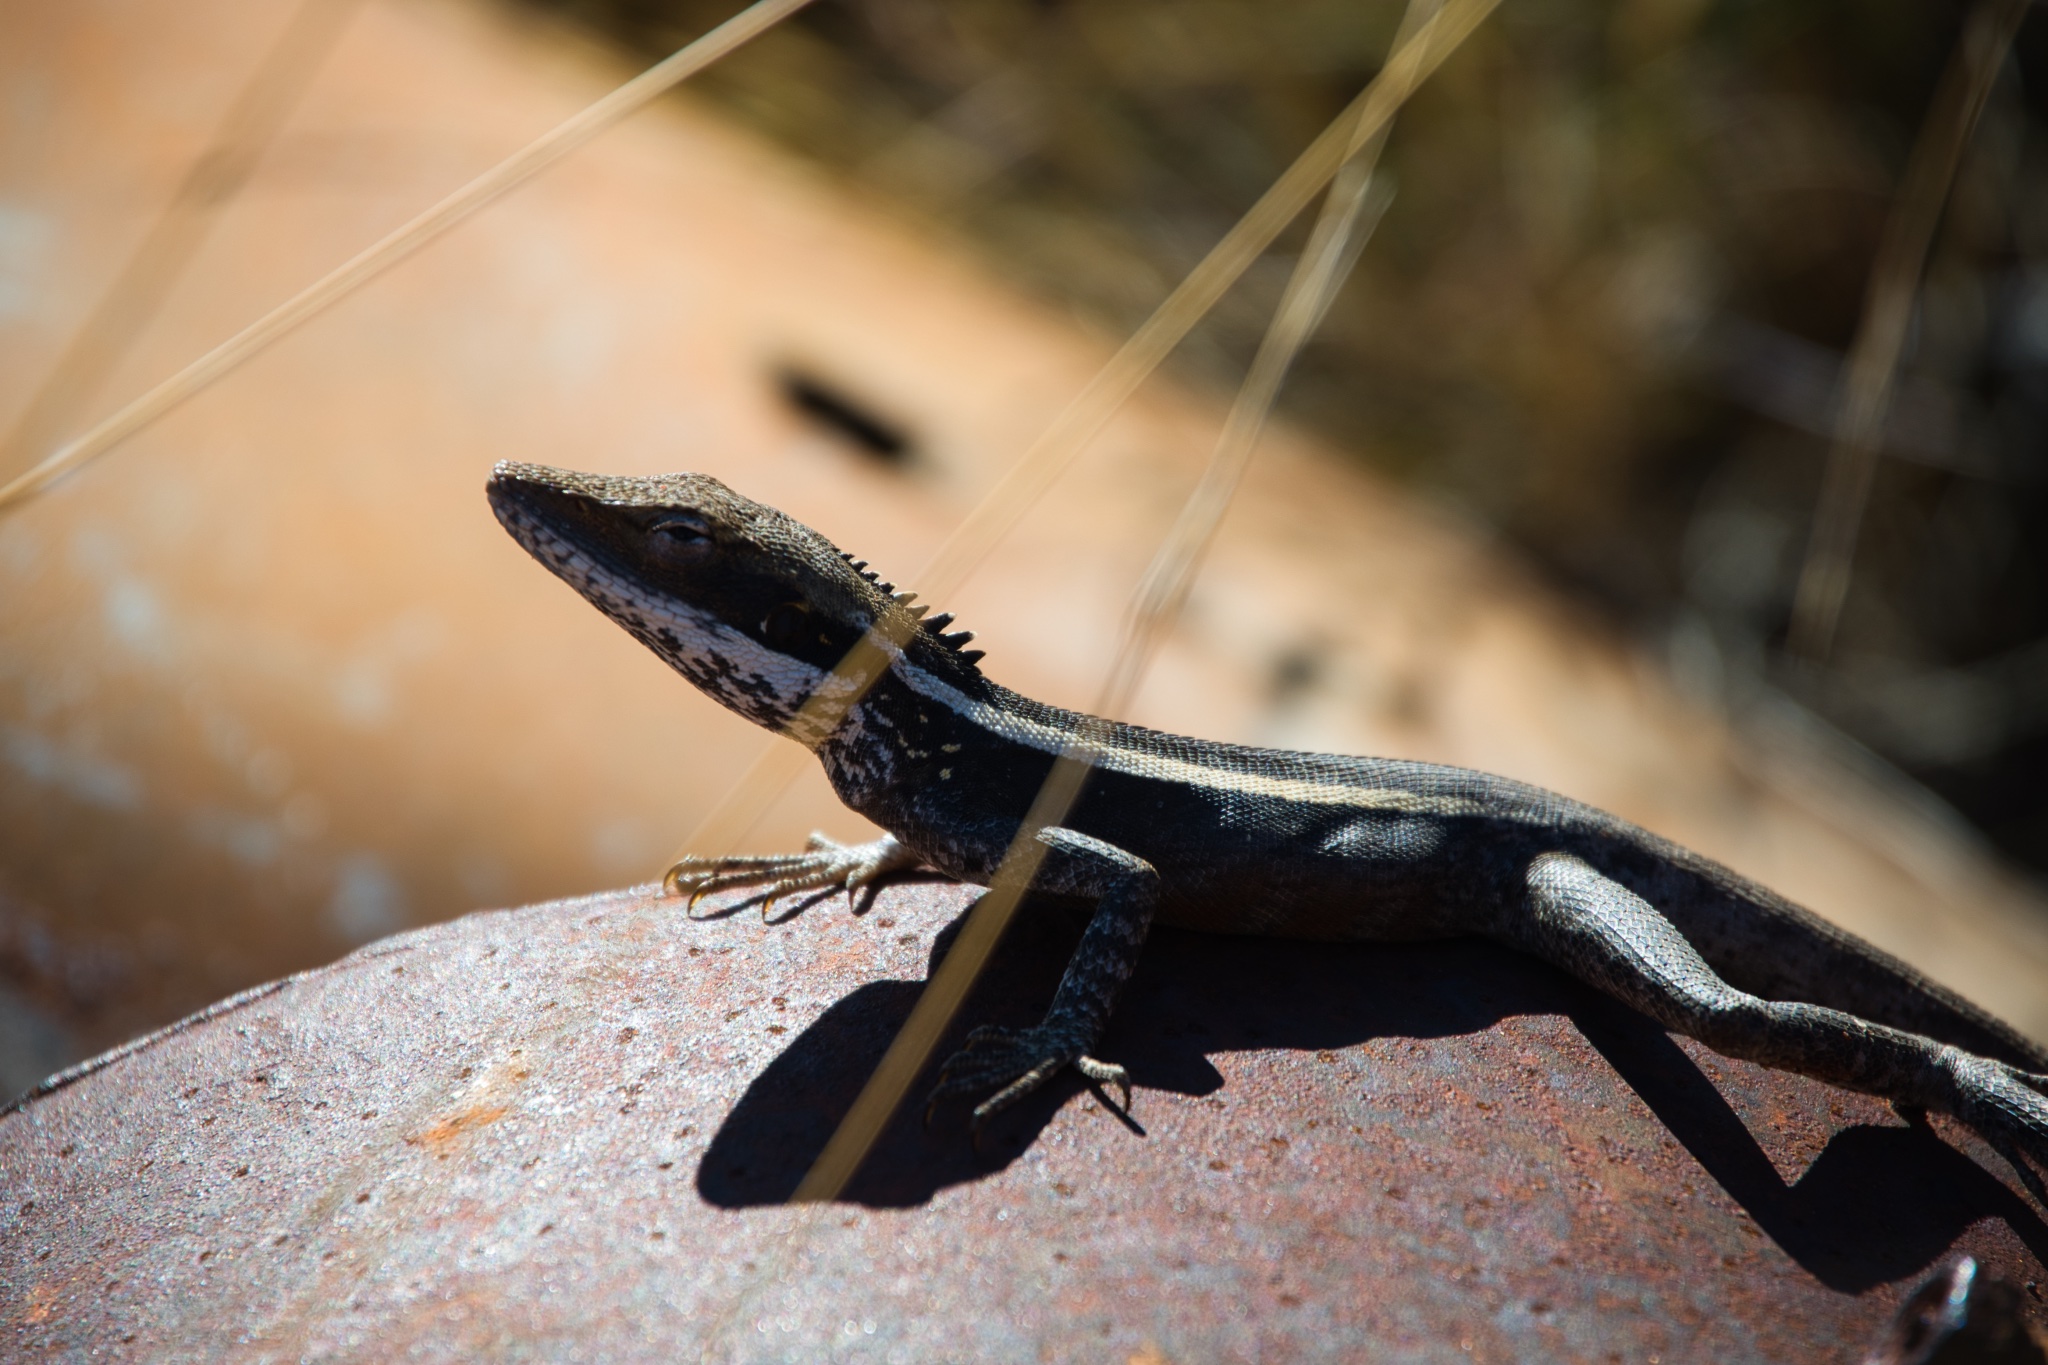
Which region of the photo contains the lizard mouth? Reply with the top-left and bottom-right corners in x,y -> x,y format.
485,461 -> 843,738
486,462 -> 603,556
487,462 -> 698,635
487,462 -> 682,601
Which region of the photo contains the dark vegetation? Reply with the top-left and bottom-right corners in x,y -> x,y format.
526,0 -> 2048,878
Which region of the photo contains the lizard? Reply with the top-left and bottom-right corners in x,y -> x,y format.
486,460 -> 2048,1203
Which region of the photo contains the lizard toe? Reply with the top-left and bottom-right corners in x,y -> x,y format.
929,1026 -> 1035,1092
927,1024 -> 1113,1125
970,1061 -> 1066,1129
665,853 -> 816,902
1985,1133 -> 2048,1208
1951,1054 -> 2048,1209
1073,1055 -> 1133,1111
663,837 -> 918,916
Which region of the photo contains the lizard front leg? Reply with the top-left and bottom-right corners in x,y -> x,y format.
1509,851 -> 2048,1205
664,833 -> 922,915
929,827 -> 1159,1128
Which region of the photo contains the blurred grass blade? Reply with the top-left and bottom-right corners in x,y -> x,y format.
1100,157 -> 1391,719
0,0 -> 362,486
1786,0 -> 2030,663
0,0 -> 816,516
674,0 -> 1499,864
907,0 -> 1492,605
786,0 -> 1468,1209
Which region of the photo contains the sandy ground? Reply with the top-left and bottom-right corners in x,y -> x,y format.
2,0 -> 2045,1078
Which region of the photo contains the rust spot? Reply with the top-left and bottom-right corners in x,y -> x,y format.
407,1105 -> 511,1155
616,1027 -> 637,1044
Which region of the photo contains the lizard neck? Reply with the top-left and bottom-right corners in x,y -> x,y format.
814,655 -> 1046,810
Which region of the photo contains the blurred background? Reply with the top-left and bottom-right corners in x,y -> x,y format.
2,0 -> 2045,1096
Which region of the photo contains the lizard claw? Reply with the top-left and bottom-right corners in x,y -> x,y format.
926,1024 -> 1131,1129
1074,1054 -> 1134,1114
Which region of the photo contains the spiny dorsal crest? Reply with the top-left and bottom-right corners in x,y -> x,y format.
838,551 -> 985,671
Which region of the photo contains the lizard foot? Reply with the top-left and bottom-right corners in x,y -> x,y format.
1950,1055 -> 2048,1208
663,833 -> 919,919
926,1024 -> 1131,1131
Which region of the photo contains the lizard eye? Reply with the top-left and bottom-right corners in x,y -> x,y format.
650,514 -> 713,546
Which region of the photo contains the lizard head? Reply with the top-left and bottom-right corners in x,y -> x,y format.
487,462 -> 982,743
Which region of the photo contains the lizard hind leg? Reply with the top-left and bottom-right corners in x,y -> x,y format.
927,827 -> 1158,1129
1509,851 -> 2048,1207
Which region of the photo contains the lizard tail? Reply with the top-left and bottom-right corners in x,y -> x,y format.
1597,836 -> 2048,1073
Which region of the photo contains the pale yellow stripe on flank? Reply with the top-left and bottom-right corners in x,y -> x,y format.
894,662 -> 1485,818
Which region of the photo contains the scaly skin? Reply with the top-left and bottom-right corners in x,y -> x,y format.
488,461 -> 2048,1202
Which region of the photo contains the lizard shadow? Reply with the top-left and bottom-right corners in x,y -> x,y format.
696,896 -> 2048,1291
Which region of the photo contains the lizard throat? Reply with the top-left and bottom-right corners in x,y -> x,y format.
501,509 -> 840,741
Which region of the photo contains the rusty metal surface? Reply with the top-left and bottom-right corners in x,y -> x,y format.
3,879 -> 2045,1362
